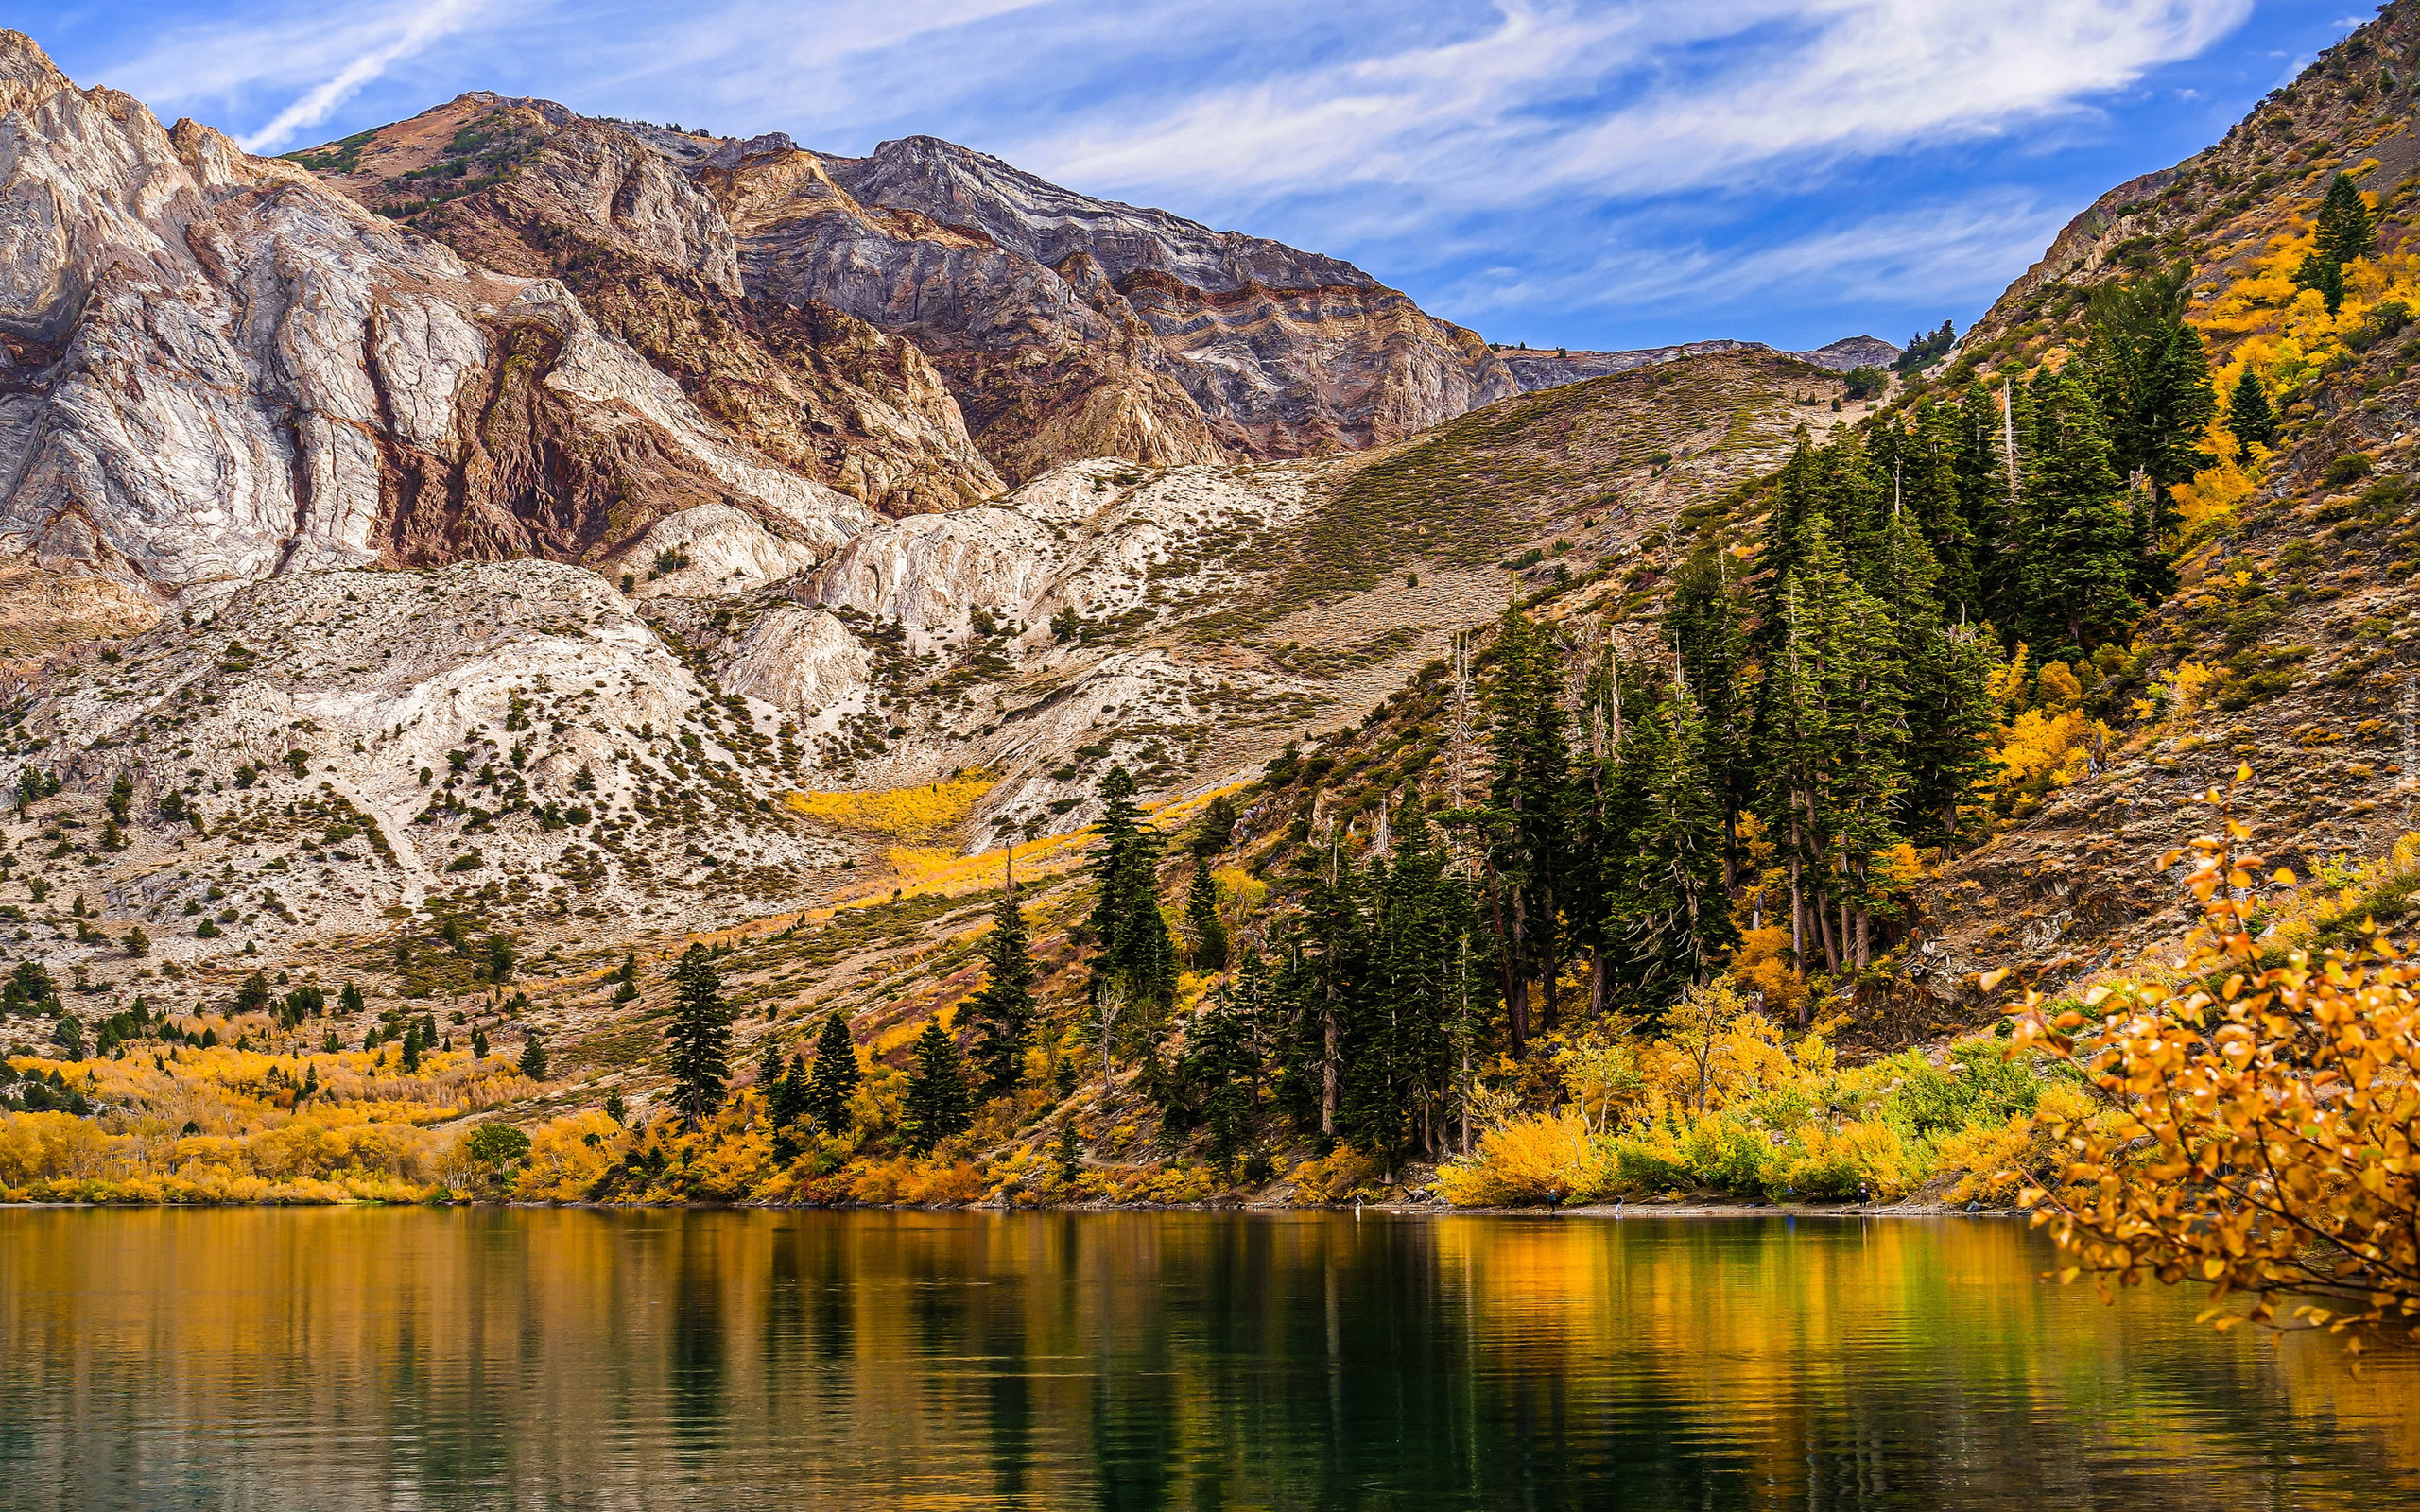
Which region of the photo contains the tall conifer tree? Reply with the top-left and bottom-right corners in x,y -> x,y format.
666,945 -> 731,1125
805,1010 -> 862,1129
902,1019 -> 973,1151
962,889 -> 1038,1093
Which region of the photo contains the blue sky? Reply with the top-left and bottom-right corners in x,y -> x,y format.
21,1 -> 2378,352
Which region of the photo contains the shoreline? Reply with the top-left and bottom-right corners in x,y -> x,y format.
0,1195 -> 2031,1219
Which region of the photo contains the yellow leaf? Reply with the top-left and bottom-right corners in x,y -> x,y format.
1979,968 -> 2009,992
2273,868 -> 2297,885
2235,762 -> 2253,782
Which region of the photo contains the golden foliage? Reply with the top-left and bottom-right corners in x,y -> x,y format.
788,772 -> 995,840
1434,1109 -> 1615,1206
1732,926 -> 1808,1022
1997,782 -> 2420,1349
511,1110 -> 624,1200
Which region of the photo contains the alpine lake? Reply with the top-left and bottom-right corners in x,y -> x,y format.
1,1207 -> 2413,1509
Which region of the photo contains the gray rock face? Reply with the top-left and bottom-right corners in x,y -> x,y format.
821,135 -> 1374,296
709,135 -> 1517,473
302,94 -> 1010,517
0,34 -> 874,622
10,558 -> 844,948
1500,335 -> 1901,394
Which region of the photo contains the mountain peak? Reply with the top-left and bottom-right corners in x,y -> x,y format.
0,29 -> 70,114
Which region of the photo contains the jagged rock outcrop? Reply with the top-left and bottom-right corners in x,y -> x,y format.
294,95 -> 1520,487
302,94 -> 1007,515
0,36 -> 869,625
716,135 -> 1518,473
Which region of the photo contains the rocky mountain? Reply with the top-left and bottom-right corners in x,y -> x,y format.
1501,335 -> 1898,393
299,100 -> 1517,485
0,34 -> 875,660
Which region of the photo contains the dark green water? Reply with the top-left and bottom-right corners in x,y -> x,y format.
0,1208 -> 2412,1509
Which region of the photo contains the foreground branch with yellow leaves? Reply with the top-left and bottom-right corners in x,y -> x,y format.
1993,768 -> 2420,1353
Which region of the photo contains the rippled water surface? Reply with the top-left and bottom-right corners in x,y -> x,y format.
1,1208 -> 2414,1509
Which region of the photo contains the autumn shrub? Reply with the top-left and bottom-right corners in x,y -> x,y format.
1287,1144 -> 1394,1204
1433,1110 -> 1615,1205
511,1111 -> 622,1200
1779,1120 -> 1926,1199
1992,779 -> 2420,1349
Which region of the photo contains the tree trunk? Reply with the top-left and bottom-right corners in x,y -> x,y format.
1321,993 -> 1338,1138
1588,945 -> 1607,1021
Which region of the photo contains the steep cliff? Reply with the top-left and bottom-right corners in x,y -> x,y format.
299,94 -> 1007,515
0,35 -> 870,646
298,95 -> 1518,484
724,135 -> 1518,472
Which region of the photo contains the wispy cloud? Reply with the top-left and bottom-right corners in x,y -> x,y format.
1022,0 -> 2254,211
38,0 -> 2308,349
1445,189 -> 2069,325
235,0 -> 492,151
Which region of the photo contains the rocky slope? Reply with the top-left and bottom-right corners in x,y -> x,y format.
1893,0 -> 2420,1008
0,35 -> 873,655
299,102 -> 1516,483
296,95 -> 1006,516
1501,335 -> 1899,393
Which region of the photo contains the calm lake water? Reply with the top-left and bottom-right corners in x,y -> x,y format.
0,1208 -> 2413,1510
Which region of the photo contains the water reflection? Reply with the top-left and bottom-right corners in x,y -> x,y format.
0,1208 -> 2412,1509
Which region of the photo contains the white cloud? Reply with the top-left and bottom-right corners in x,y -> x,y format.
1446,190 -> 2067,323
1020,0 -> 2254,214
235,0 -> 493,151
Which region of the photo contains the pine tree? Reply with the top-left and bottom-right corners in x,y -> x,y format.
771,1054 -> 810,1127
106,772 -> 132,823
902,1018 -> 973,1152
665,943 -> 731,1125
338,981 -> 364,1015
1187,980 -> 1260,1176
2293,251 -> 2347,313
1757,514 -> 1909,985
2228,369 -> 2279,450
1616,678 -> 1738,1005
1184,860 -> 1228,971
756,1039 -> 785,1095
1086,765 -> 1176,1009
805,1011 -> 861,1129
1480,605 -> 1574,1055
2317,171 -> 2374,266
2018,367 -> 2144,655
962,889 -> 1038,1093
1667,540 -> 1753,885
518,1032 -> 547,1080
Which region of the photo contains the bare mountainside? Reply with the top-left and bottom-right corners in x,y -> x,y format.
1500,335 -> 1901,392
298,96 -> 1516,482
0,34 -> 883,659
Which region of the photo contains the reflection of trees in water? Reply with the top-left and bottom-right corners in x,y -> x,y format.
3,1210 -> 2416,1508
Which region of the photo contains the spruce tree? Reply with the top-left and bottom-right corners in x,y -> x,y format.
1087,765 -> 1177,1009
770,1054 -> 810,1128
665,943 -> 731,1125
1617,679 -> 1738,1005
2228,369 -> 2279,450
902,1018 -> 973,1152
1184,860 -> 1228,971
2019,368 -> 2145,654
805,1011 -> 861,1129
962,889 -> 1038,1093
1480,605 -> 1574,1054
2318,171 -> 2374,266
518,1032 -> 547,1080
